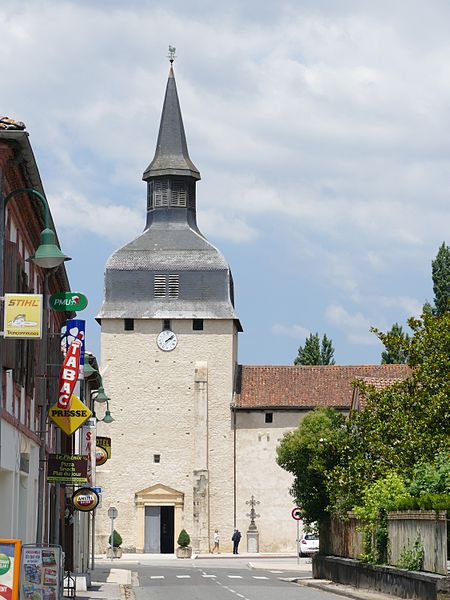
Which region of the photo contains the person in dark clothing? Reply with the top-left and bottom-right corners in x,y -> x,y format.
232,529 -> 241,554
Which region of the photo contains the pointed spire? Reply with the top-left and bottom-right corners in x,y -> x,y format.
143,64 -> 200,181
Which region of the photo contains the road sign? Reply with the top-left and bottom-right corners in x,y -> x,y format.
291,507 -> 302,520
108,507 -> 118,519
50,292 -> 88,311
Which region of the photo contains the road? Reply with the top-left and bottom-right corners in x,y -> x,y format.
132,557 -> 344,600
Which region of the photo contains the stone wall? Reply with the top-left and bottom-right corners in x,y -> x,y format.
95,317 -> 237,554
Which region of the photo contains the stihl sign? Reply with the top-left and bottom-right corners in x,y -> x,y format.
58,339 -> 82,408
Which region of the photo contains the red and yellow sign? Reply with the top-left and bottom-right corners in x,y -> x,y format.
0,539 -> 21,600
4,294 -> 42,338
72,488 -> 99,512
48,395 -> 92,436
58,339 -> 82,408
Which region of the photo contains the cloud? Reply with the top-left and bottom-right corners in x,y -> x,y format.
198,209 -> 258,243
49,190 -> 143,244
272,323 -> 310,340
377,296 -> 423,318
325,304 -> 377,346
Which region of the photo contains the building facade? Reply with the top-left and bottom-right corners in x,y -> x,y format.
0,124 -> 71,544
95,67 -> 411,554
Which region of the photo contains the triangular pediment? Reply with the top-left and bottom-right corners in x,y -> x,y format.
135,483 -> 184,507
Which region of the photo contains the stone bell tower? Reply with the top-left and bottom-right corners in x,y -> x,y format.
96,60 -> 241,554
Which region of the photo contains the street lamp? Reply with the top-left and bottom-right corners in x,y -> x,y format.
2,187 -> 71,544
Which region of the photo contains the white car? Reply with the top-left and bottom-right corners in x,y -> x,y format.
299,532 -> 319,556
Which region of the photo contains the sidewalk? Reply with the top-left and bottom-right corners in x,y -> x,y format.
74,568 -> 130,600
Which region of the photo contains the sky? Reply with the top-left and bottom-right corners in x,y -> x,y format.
2,0 -> 449,366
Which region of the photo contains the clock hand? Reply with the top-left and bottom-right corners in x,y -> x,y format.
166,334 -> 174,341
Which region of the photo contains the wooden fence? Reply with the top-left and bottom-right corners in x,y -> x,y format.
322,511 -> 448,575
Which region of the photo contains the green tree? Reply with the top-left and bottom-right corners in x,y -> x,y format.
276,407 -> 345,524
432,242 -> 450,316
376,322 -> 410,364
328,310 -> 450,513
294,333 -> 335,365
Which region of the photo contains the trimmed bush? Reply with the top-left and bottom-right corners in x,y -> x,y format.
177,529 -> 190,547
108,529 -> 123,548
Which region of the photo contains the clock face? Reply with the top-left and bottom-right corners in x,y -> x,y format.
156,329 -> 178,352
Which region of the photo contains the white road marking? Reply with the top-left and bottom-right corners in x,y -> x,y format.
270,570 -> 283,573
236,594 -> 246,598
252,576 -> 269,579
150,576 -> 164,579
202,574 -> 216,578
228,575 -> 242,578
176,575 -> 191,578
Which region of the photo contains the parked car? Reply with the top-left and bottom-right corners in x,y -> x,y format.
299,532 -> 319,556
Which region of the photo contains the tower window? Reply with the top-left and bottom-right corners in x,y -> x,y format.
171,180 -> 187,207
154,274 -> 166,297
193,319 -> 203,331
153,454 -> 161,463
168,274 -> 179,298
265,412 -> 273,424
154,179 -> 169,207
124,319 -> 134,331
163,319 -> 171,330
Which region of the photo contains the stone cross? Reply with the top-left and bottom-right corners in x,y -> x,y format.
245,495 -> 260,531
168,46 -> 176,64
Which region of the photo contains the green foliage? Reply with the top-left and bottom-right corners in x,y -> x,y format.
108,530 -> 122,547
294,333 -> 335,365
177,529 -> 190,547
432,242 -> 450,316
276,407 -> 345,524
328,311 -> 450,513
353,474 -> 408,522
398,535 -> 424,571
353,474 -> 408,564
376,322 -> 410,364
408,452 -> 450,497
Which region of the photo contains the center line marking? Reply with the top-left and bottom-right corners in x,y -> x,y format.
252,576 -> 269,579
202,574 -> 216,578
176,575 -> 190,578
228,575 -> 242,578
150,576 -> 164,579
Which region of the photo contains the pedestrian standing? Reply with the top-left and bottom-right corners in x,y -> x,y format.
232,529 -> 241,554
212,529 -> 220,553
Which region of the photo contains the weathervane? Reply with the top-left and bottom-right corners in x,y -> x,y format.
168,45 -> 176,64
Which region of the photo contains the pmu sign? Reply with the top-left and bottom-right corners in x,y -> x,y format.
58,339 -> 82,408
50,292 -> 88,312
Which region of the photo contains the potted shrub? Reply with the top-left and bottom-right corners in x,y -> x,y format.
176,529 -> 192,558
107,529 -> 123,558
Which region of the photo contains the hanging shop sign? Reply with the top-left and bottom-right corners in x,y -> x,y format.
96,436 -> 111,458
57,339 -> 82,408
0,539 -> 21,600
3,294 -> 42,339
49,292 -> 88,312
20,545 -> 62,600
96,447 -> 108,466
48,394 -> 92,436
47,454 -> 88,484
64,319 -> 85,365
72,488 -> 99,512
81,420 -> 96,485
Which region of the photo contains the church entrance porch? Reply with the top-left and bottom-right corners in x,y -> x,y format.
135,484 -> 184,554
144,506 -> 174,553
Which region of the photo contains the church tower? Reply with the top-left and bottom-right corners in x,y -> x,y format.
96,62 -> 241,554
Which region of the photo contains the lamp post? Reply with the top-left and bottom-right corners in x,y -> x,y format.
0,187 -> 71,544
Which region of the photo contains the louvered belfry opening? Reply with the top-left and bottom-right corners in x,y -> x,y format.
154,274 -> 180,299
147,177 -> 195,211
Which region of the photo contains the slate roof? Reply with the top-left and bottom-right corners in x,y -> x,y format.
233,364 -> 411,409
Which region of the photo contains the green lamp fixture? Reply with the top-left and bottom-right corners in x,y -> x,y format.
102,399 -> 114,424
28,228 -> 71,269
92,384 -> 109,404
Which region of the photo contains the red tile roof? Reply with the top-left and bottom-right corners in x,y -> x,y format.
234,364 -> 411,409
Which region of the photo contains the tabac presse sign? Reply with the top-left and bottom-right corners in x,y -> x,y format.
3,294 -> 42,338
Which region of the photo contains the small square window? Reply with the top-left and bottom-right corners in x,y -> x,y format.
265,412 -> 273,423
163,319 -> 171,330
124,319 -> 134,331
193,319 -> 204,331
154,454 -> 160,463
